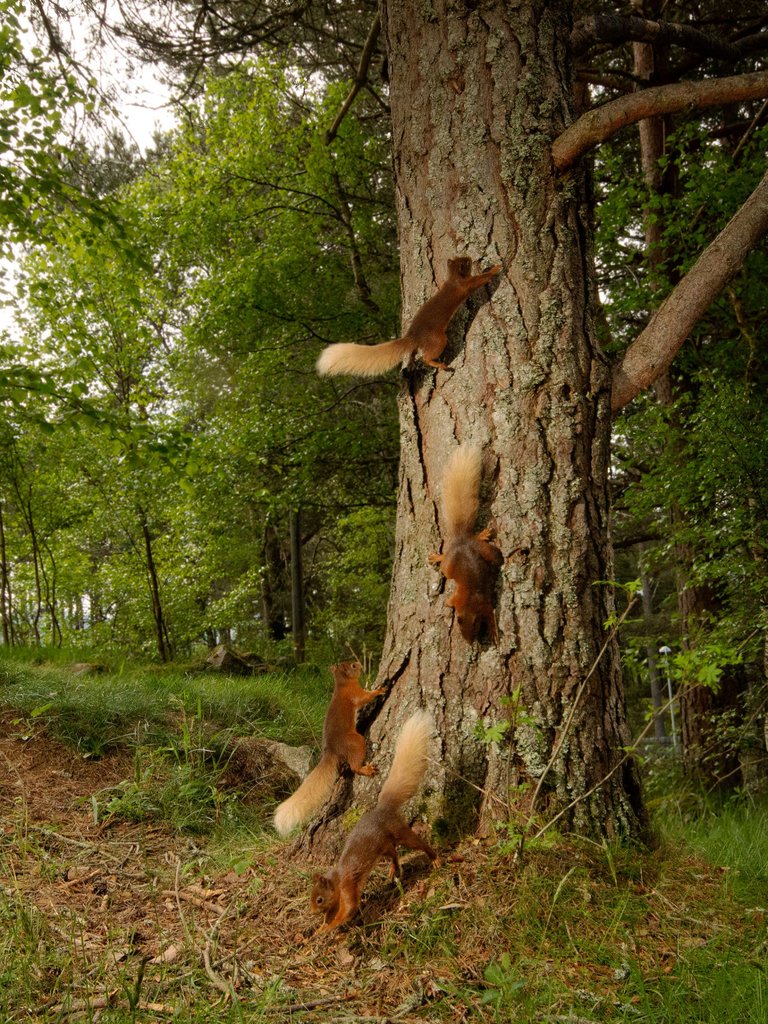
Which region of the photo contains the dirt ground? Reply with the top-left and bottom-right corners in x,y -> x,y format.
3,710 -> 761,1023
0,712 -> 449,1021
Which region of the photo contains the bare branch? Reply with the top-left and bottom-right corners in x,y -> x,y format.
325,14 -> 381,144
553,70 -> 768,172
611,170 -> 768,413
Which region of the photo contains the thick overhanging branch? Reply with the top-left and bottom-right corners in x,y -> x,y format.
552,70 -> 768,172
570,14 -> 745,61
611,170 -> 768,413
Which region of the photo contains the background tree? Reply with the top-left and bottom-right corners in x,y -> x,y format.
4,57 -> 402,659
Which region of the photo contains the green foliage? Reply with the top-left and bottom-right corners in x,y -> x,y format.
0,0 -> 126,264
1,55 -> 400,659
475,687 -> 539,747
313,506 -> 394,655
600,105 -> 768,790
99,733 -> 238,835
481,952 -> 525,1007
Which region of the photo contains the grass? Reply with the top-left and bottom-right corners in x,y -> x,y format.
0,650 -> 767,1022
0,647 -> 329,755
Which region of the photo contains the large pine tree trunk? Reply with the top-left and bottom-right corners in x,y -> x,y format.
304,0 -> 646,853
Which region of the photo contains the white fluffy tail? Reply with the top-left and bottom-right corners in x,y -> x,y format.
440,444 -> 482,538
273,752 -> 337,837
377,711 -> 433,811
316,337 -> 412,377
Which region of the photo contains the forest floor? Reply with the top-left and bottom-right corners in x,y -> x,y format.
1,708 -> 766,1023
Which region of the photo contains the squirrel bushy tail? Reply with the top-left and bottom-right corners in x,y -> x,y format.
273,752 -> 338,837
440,445 -> 482,539
316,337 -> 414,377
377,711 -> 432,811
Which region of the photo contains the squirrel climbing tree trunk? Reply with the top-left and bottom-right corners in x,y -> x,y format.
299,0 -> 647,854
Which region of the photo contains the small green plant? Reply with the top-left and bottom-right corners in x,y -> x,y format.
481,952 -> 525,1007
475,686 -> 539,745
98,709 -> 239,834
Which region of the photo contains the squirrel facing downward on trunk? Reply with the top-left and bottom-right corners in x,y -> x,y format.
273,661 -> 385,836
429,444 -> 503,643
310,710 -> 437,933
316,257 -> 501,377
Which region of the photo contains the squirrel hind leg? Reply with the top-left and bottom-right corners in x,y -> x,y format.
394,823 -> 438,862
388,851 -> 401,881
345,733 -> 378,776
422,357 -> 452,371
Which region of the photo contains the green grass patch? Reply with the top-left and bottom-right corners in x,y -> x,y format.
0,649 -> 329,756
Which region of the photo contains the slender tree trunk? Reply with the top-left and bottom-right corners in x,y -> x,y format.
261,522 -> 289,641
38,536 -> 62,647
0,499 -> 13,646
289,509 -> 306,665
140,509 -> 172,663
304,0 -> 647,854
639,555 -> 666,741
24,498 -> 43,645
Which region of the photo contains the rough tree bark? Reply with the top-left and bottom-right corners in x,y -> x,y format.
140,510 -> 172,663
302,0 -> 647,855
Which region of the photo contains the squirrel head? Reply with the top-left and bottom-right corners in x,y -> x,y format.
310,872 -> 338,916
331,660 -> 363,682
456,609 -> 480,643
449,591 -> 492,644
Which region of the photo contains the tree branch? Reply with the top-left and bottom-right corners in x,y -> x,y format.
553,70 -> 768,172
571,14 -> 744,61
325,14 -> 381,145
611,169 -> 768,413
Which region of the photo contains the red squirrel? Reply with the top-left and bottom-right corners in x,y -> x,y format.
273,661 -> 385,837
429,445 -> 503,643
316,256 -> 501,377
310,710 -> 437,933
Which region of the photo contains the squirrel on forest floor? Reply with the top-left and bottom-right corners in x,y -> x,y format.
310,710 -> 437,933
273,661 -> 385,837
315,256 -> 501,377
429,444 -> 503,643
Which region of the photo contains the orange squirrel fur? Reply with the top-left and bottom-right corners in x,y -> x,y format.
273,661 -> 385,837
310,710 -> 437,933
429,445 -> 503,643
316,256 -> 501,377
